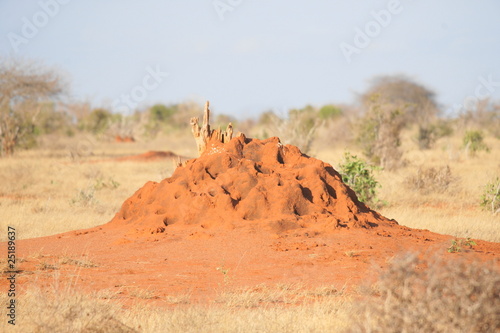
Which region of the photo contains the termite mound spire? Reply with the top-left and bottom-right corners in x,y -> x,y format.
190,101 -> 235,156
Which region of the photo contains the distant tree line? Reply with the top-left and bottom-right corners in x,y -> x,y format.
1,58 -> 498,161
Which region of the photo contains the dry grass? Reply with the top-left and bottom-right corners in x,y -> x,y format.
0,279 -> 353,333
0,286 -> 137,332
59,255 -> 98,268
214,283 -> 344,308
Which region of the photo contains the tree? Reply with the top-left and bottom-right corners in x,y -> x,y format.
35,101 -> 74,136
259,105 -> 322,154
142,103 -> 177,137
318,104 -> 343,120
0,58 -> 64,156
360,75 -> 440,149
257,110 -> 279,127
78,108 -> 115,134
462,130 -> 490,157
459,98 -> 500,139
149,103 -> 176,122
357,94 -> 405,170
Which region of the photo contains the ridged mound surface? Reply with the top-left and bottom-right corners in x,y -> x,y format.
109,136 -> 396,234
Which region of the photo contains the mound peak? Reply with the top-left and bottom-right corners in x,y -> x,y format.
109,134 -> 397,235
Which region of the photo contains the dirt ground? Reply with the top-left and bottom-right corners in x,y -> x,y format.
5,216 -> 498,308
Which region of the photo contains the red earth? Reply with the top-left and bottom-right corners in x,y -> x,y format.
2,136 -> 499,307
115,135 -> 136,143
113,150 -> 187,162
82,150 -> 188,164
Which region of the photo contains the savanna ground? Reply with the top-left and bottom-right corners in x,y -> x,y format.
0,126 -> 498,332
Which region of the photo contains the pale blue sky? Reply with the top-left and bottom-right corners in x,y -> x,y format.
1,0 -> 499,118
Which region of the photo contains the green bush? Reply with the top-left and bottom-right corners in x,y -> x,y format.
318,104 -> 342,120
357,95 -> 404,170
35,102 -> 74,136
462,130 -> 490,156
447,237 -> 477,253
150,104 -> 176,122
288,106 -> 318,135
417,119 -> 454,149
260,106 -> 321,154
143,103 -> 182,137
213,114 -> 237,129
257,111 -> 278,126
78,108 -> 115,134
480,177 -> 500,215
338,152 -> 380,205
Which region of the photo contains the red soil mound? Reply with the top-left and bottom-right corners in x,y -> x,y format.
115,135 -> 135,143
109,135 -> 397,235
114,150 -> 185,162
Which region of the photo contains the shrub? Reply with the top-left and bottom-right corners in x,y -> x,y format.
404,165 -> 455,194
10,113 -> 38,150
213,114 -> 237,129
462,130 -> 490,157
338,152 -> 380,205
35,102 -> 75,136
93,176 -> 120,190
71,187 -> 97,207
78,108 -> 115,134
263,107 -> 322,154
144,103 -> 193,137
416,119 -> 454,149
149,103 -> 176,122
318,104 -> 342,120
447,237 -> 477,253
257,111 -> 278,126
480,177 -> 500,215
357,95 -> 405,170
350,254 -> 500,333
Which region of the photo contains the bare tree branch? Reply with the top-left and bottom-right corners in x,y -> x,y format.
0,58 -> 65,156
